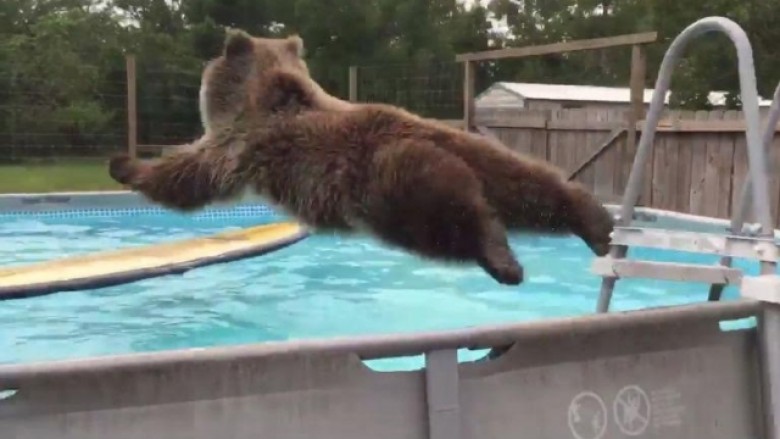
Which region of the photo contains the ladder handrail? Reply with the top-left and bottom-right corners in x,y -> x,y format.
616,17 -> 773,239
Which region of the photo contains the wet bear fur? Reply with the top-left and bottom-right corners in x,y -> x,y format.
109,30 -> 614,286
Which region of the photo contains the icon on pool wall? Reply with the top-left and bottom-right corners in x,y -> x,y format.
613,385 -> 651,436
568,391 -> 607,439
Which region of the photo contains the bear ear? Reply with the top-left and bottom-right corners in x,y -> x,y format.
285,35 -> 305,58
224,28 -> 254,59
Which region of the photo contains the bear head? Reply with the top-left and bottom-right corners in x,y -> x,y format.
199,29 -> 352,134
198,29 -> 311,135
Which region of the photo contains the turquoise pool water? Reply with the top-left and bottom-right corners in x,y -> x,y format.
0,207 -> 752,370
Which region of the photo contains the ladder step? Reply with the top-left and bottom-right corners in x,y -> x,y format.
592,257 -> 743,285
610,227 -> 778,261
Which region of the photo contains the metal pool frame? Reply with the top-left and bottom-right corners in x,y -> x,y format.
0,299 -> 774,439
2,15 -> 780,439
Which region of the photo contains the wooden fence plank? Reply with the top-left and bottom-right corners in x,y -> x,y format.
517,125 -> 534,157
688,110 -> 711,215
616,110 -> 640,204
639,111 -> 654,206
650,120 -> 668,209
698,109 -> 728,218
497,127 -> 526,156
711,110 -> 737,218
474,114 -> 780,132
593,110 -> 623,201
729,111 -> 749,225
644,118 -> 780,132
556,109 -> 573,173
674,111 -> 695,214
475,111 -> 547,129
547,119 -> 619,131
573,109 -> 596,190
531,119 -> 549,162
547,110 -> 566,176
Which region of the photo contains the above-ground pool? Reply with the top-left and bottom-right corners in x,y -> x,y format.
0,195 -> 757,370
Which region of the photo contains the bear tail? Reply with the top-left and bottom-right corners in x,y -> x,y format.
108,140 -> 251,212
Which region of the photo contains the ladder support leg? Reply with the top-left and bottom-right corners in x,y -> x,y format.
597,277 -> 617,313
596,245 -> 629,313
760,305 -> 780,439
707,284 -> 726,301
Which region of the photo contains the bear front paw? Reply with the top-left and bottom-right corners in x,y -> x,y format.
588,239 -> 611,257
478,251 -> 524,286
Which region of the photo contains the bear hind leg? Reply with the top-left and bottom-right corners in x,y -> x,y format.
366,140 -> 523,285
474,211 -> 524,285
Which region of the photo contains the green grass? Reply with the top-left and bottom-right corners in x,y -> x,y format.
0,159 -> 123,194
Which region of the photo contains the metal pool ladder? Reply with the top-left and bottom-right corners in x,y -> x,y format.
591,16 -> 780,313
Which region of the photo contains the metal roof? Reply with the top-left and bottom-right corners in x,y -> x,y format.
475,82 -> 772,107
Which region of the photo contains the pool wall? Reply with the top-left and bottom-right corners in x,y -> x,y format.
0,191 -> 279,220
0,299 -> 766,439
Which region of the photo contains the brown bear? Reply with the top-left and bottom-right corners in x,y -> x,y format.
109,30 -> 614,286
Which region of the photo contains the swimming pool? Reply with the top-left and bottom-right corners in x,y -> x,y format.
0,198 -> 756,371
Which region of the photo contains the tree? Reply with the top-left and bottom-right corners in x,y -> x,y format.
0,6 -> 126,154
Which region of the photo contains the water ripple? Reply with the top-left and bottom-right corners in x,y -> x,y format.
0,214 -> 750,366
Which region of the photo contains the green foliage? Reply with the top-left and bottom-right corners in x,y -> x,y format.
3,0 -> 780,156
0,6 -> 126,151
485,0 -> 780,109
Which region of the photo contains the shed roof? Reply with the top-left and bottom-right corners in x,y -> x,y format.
475,82 -> 772,107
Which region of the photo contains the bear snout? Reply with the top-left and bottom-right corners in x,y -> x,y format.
108,154 -> 138,185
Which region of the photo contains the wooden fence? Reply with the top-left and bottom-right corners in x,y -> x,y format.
462,108 -> 780,227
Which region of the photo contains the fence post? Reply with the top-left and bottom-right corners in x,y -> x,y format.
348,66 -> 358,102
126,54 -> 137,159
